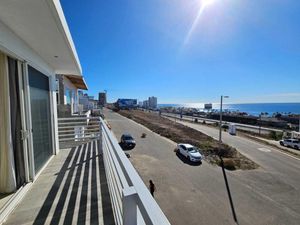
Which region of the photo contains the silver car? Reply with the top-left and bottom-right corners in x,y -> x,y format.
177,143 -> 203,162
280,139 -> 300,150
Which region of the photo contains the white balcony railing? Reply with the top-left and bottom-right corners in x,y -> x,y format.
58,117 -> 171,225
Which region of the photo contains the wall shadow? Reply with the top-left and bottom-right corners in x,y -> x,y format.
33,140 -> 115,225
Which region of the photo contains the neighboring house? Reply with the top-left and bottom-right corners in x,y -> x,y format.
79,92 -> 99,111
0,0 -> 82,222
56,74 -> 88,117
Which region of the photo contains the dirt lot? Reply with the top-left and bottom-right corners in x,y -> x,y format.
117,109 -> 258,170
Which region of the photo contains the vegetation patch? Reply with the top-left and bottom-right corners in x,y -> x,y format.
118,110 -> 258,170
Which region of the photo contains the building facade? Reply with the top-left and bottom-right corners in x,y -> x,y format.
148,96 -> 158,109
98,92 -> 107,107
143,100 -> 149,109
56,74 -> 88,117
0,0 -> 83,222
116,99 -> 138,109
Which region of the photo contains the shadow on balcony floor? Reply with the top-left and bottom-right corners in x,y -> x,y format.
3,140 -> 115,225
0,193 -> 13,210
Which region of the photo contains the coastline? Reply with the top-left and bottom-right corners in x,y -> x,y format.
158,102 -> 300,116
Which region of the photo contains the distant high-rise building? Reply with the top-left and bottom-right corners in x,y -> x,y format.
98,92 -> 107,107
148,96 -> 157,109
143,100 -> 149,109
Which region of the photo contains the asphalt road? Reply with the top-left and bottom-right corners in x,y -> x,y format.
104,109 -> 300,225
162,112 -> 280,135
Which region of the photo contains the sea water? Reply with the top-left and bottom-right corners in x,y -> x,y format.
158,103 -> 300,116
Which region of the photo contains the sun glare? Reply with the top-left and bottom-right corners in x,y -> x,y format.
183,0 -> 217,45
202,0 -> 215,8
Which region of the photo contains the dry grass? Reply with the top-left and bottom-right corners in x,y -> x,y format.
118,110 -> 258,170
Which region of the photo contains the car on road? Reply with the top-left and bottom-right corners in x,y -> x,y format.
279,139 -> 300,150
177,143 -> 203,162
120,134 -> 136,149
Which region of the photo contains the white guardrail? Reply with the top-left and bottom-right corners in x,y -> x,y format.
58,117 -> 101,143
161,112 -> 284,134
100,117 -> 171,225
58,117 -> 171,225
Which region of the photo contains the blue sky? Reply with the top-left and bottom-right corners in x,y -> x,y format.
61,0 -> 300,104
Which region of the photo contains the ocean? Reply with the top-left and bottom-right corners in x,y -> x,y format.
158,103 -> 300,116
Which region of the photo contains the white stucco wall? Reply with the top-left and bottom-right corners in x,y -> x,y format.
0,20 -> 59,155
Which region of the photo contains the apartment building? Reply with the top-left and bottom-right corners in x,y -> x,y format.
98,92 -> 107,107
148,96 -> 158,109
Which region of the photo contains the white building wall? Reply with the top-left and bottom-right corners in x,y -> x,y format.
0,20 -> 59,154
0,20 -> 55,76
79,95 -> 89,111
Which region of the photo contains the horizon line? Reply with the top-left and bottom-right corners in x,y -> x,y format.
157,102 -> 300,105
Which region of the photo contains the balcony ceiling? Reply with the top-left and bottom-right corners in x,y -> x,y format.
0,0 -> 82,76
65,75 -> 88,90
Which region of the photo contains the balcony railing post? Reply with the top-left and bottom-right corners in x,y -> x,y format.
122,186 -> 138,225
98,117 -> 103,155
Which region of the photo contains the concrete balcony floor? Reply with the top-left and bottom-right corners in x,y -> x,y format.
3,140 -> 115,225
0,194 -> 13,210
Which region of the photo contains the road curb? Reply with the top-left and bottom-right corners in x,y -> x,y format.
241,134 -> 300,159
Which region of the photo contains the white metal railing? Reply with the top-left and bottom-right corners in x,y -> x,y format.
58,117 -> 100,143
100,117 -> 171,225
58,116 -> 171,225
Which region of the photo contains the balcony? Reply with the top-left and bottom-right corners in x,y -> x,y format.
3,117 -> 170,225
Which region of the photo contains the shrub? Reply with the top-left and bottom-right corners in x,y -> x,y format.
269,131 -> 283,141
221,158 -> 236,170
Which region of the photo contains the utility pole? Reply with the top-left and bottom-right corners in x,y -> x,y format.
219,95 -> 238,225
259,113 -> 262,136
219,95 -> 228,142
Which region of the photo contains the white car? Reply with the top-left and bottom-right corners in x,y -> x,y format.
279,139 -> 300,150
177,143 -> 203,162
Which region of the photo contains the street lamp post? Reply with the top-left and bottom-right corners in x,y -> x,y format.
299,114 -> 300,132
218,95 -> 239,224
259,113 -> 262,136
219,95 -> 229,143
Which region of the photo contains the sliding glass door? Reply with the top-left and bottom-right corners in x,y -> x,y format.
28,66 -> 53,173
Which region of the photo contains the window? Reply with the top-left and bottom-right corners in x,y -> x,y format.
65,88 -> 72,105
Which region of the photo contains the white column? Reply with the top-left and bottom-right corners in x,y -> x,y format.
123,186 -> 138,225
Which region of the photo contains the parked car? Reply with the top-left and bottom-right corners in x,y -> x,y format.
279,139 -> 300,150
177,143 -> 203,162
120,134 -> 136,149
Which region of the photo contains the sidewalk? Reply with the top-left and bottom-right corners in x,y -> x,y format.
247,136 -> 300,157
